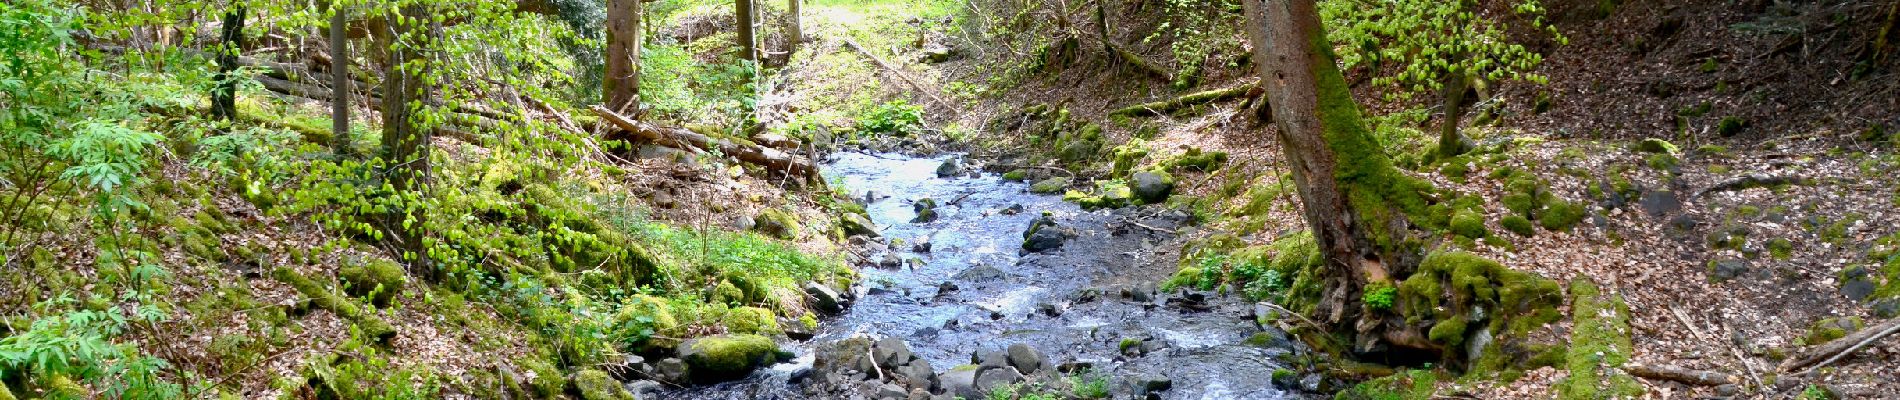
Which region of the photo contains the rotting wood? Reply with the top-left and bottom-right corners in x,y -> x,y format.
1783,318 -> 1900,374
840,38 -> 958,116
590,105 -> 820,179
1623,363 -> 1740,386
1109,81 -> 1262,117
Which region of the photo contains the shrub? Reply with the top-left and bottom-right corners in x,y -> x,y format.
1363,282 -> 1397,311
1501,215 -> 1535,237
857,100 -> 924,136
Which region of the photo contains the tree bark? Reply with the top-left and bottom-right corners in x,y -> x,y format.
212,5 -> 247,123
786,0 -> 802,54
1241,0 -> 1425,352
605,0 -> 642,115
736,0 -> 758,65
379,2 -> 436,276
1436,69 -> 1471,159
330,2 -> 355,157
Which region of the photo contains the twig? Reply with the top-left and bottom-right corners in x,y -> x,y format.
1795,319 -> 1900,375
1257,301 -> 1325,333
1125,219 -> 1175,234
1668,306 -> 1762,389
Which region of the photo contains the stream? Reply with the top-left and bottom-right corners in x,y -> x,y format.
663,152 -> 1303,399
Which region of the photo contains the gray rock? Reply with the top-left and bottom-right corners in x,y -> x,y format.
1842,278 -> 1877,301
1131,374 -> 1173,395
920,44 -> 958,63
625,380 -> 663,399
896,361 -> 937,391
1640,189 -> 1681,217
1005,344 -> 1048,374
807,282 -> 845,314
1708,258 -> 1750,283
1872,300 -> 1900,319
938,367 -> 981,398
912,208 -> 938,223
678,336 -> 786,383
974,367 -> 1025,394
1022,226 -> 1073,253
936,158 -> 963,178
729,215 -> 756,231
936,281 -> 959,296
655,358 -> 689,383
1029,177 -> 1071,194
841,213 -> 880,238
875,337 -> 914,369
1242,328 -> 1292,350
875,382 -> 908,399
880,252 -> 903,268
1465,327 -> 1495,363
954,265 -> 1006,281
912,236 -> 932,252
1000,204 -> 1025,215
1129,171 -> 1175,204
1036,302 -> 1067,317
1299,373 -> 1327,392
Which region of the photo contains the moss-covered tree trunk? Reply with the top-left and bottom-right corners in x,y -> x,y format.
330,1 -> 354,157
211,5 -> 246,123
1241,0 -> 1438,356
380,2 -> 436,277
786,0 -> 802,54
1437,69 -> 1471,159
605,0 -> 642,115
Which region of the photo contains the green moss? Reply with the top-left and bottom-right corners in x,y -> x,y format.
1399,251 -> 1562,370
1538,201 -> 1586,232
1428,317 -> 1469,347
574,369 -> 634,400
1500,215 -> 1535,237
1002,170 -> 1028,181
338,257 -> 408,308
1334,369 -> 1436,400
1717,116 -> 1747,136
722,306 -> 781,334
1645,153 -> 1679,171
1635,138 -> 1678,154
1557,281 -> 1643,400
1029,177 -> 1071,194
1363,281 -> 1397,311
1449,211 -> 1488,239
1801,317 -> 1863,346
272,267 -> 395,342
682,334 -> 783,378
1162,267 -> 1205,291
1169,148 -> 1229,172
520,358 -> 565,398
1120,338 -> 1143,352
754,208 -> 802,239
1109,139 -> 1151,178
712,280 -> 746,306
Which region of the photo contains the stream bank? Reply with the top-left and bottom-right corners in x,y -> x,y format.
656,151 -> 1317,399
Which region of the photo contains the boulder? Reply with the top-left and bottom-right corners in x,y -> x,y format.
1129,171 -> 1175,204
1022,226 -> 1074,252
1131,374 -> 1173,395
754,208 -> 802,239
895,360 -> 937,391
841,213 -> 880,238
807,282 -> 846,314
874,337 -> 914,369
1707,258 -> 1749,283
938,367 -> 981,398
936,158 -> 964,178
1029,177 -> 1071,194
573,369 -> 635,400
911,208 -> 939,223
1005,344 -> 1048,374
973,367 -> 1026,394
875,382 -> 908,399
654,358 -> 689,383
1000,204 -> 1026,215
912,236 -> 932,253
677,334 -> 787,383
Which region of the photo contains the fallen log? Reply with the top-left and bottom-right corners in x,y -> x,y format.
1109,81 -> 1261,117
590,105 -> 820,179
1782,318 -> 1900,374
1693,173 -> 1814,198
1623,363 -> 1740,386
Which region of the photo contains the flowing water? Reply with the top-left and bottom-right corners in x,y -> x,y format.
665,152 -> 1301,399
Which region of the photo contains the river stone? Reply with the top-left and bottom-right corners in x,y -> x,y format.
875,382 -> 908,399
1005,344 -> 1048,374
1029,177 -> 1071,194
1640,189 -> 1681,217
974,349 -> 1010,368
955,264 -> 1006,281
974,367 -> 1026,394
1023,226 -> 1073,252
655,357 -> 689,383
896,361 -> 937,390
678,334 -> 785,383
912,236 -> 932,252
1242,328 -> 1292,350
936,158 -> 964,178
1707,258 -> 1750,283
841,213 -> 880,238
807,282 -> 845,314
939,367 -> 981,398
1001,204 -> 1026,215
875,337 -> 914,368
880,252 -> 904,268
624,380 -> 662,399
1130,171 -> 1175,204
730,215 -> 757,231
1131,373 -> 1173,395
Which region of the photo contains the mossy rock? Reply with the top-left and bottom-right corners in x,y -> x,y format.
271,267 -> 395,342
1557,280 -> 1643,400
1717,116 -> 1747,136
1029,177 -> 1071,194
611,295 -> 682,351
1162,266 -> 1204,291
712,280 -> 747,306
1397,251 -> 1562,370
1500,215 -> 1535,237
520,358 -> 565,398
1449,210 -> 1488,239
839,212 -> 879,238
1538,201 -> 1587,232
1335,369 -> 1436,400
722,306 -> 781,335
1170,148 -> 1228,172
1002,170 -> 1028,182
571,369 -> 634,400
754,208 -> 802,239
338,257 -> 407,308
1801,317 -> 1863,345
678,334 -> 788,383
1635,138 -> 1678,154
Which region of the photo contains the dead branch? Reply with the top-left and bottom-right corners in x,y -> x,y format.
1783,318 -> 1900,374
1623,363 -> 1740,386
1109,81 -> 1262,117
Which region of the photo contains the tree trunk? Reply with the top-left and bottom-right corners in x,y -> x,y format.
605,0 -> 643,115
330,2 -> 354,157
211,5 -> 247,123
380,2 -> 436,275
1241,0 -> 1428,351
736,0 -> 758,65
1436,69 -> 1470,159
786,0 -> 802,54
